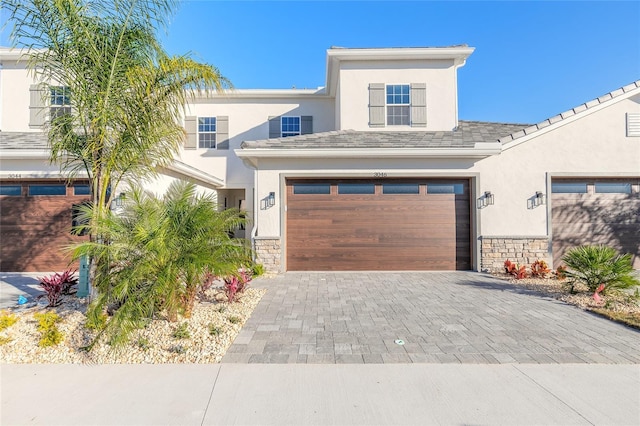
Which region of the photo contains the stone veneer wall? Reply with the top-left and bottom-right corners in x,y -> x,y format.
480,236 -> 550,273
254,237 -> 281,273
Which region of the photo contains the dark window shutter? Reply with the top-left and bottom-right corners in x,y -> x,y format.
216,116 -> 229,149
301,116 -> 313,135
29,84 -> 47,128
269,116 -> 281,138
184,116 -> 197,149
369,83 -> 385,127
410,83 -> 427,127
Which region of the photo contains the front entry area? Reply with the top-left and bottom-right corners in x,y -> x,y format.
286,179 -> 471,271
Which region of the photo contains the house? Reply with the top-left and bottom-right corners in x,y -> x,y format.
1,46 -> 639,273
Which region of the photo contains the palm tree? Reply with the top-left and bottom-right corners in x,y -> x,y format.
6,0 -> 230,224
76,181 -> 250,347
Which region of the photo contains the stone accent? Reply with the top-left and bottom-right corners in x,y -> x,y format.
254,237 -> 281,273
480,236 -> 550,273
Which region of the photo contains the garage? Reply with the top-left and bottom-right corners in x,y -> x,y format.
286,179 -> 471,271
0,180 -> 90,272
551,178 -> 640,268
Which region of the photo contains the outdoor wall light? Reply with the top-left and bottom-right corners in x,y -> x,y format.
115,192 -> 126,207
268,192 -> 276,207
534,191 -> 546,206
483,191 -> 494,206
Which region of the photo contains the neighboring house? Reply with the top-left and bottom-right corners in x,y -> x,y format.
1,46 -> 638,273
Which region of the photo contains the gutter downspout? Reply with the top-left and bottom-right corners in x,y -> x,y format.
250,167 -> 258,262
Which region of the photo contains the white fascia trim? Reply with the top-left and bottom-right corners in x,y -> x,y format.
192,88 -> 328,100
235,143 -> 500,161
160,160 -> 225,188
0,149 -> 51,159
502,87 -> 640,151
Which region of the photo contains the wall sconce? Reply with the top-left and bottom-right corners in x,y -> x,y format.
483,191 -> 494,206
268,192 -> 275,207
115,192 -> 126,207
534,191 -> 546,206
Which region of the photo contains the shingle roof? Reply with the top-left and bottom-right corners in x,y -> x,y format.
0,132 -> 49,149
498,80 -> 640,144
241,120 -> 529,150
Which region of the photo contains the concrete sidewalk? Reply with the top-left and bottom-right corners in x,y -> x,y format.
2,364 -> 639,425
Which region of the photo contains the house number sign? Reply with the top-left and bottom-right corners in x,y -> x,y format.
373,172 -> 388,178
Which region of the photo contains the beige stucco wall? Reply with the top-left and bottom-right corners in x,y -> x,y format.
337,59 -> 459,131
0,61 -> 37,132
251,93 -> 640,270
476,93 -> 640,237
180,96 -> 335,189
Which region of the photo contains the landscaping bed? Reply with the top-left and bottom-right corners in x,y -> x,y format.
0,287 -> 265,364
494,274 -> 640,330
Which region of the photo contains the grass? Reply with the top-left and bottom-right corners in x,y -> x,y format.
589,309 -> 640,330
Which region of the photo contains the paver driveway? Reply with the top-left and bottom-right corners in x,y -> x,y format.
222,272 -> 640,364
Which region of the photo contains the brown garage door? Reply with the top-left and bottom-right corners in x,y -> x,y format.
551,178 -> 640,268
0,181 -> 90,272
286,179 -> 471,271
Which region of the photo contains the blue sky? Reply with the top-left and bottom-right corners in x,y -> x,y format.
158,1 -> 640,124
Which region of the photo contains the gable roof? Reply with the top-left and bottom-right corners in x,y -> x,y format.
498,80 -> 640,145
241,120 -> 528,150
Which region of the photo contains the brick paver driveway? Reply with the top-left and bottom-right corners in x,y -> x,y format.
222,272 -> 640,364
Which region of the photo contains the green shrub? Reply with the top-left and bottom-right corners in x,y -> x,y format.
252,263 -> 265,277
137,337 -> 151,351
34,312 -> 60,331
562,245 -> 640,294
76,181 -> 250,348
208,323 -> 221,336
228,316 -> 241,324
0,311 -> 18,331
39,328 -> 63,347
0,336 -> 13,346
85,312 -> 107,331
34,312 -> 63,347
172,322 -> 191,339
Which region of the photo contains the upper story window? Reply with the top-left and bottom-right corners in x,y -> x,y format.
281,116 -> 301,137
386,85 -> 410,126
50,86 -> 71,119
198,117 -> 216,149
369,83 -> 425,128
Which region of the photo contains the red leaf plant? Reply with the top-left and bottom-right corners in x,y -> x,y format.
38,269 -> 78,307
223,269 -> 252,303
504,259 -> 528,279
530,260 -> 550,278
593,283 -> 605,304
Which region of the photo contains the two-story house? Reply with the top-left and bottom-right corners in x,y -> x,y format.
1,46 -> 639,273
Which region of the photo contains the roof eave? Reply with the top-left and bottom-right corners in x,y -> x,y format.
158,160 -> 225,189
0,149 -> 51,159
235,143 -> 500,163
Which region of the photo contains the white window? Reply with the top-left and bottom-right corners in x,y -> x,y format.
281,116 -> 301,137
386,84 -> 410,126
50,86 -> 71,119
198,117 -> 216,149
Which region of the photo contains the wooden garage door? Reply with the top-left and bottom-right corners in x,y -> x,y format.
286,179 -> 471,271
552,179 -> 640,268
0,181 -> 90,272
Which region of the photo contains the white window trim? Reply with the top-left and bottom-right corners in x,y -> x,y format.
281,116 -> 301,137
198,117 -> 217,149
386,84 -> 411,126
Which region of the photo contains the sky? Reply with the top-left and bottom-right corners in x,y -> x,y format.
2,1 -> 639,124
